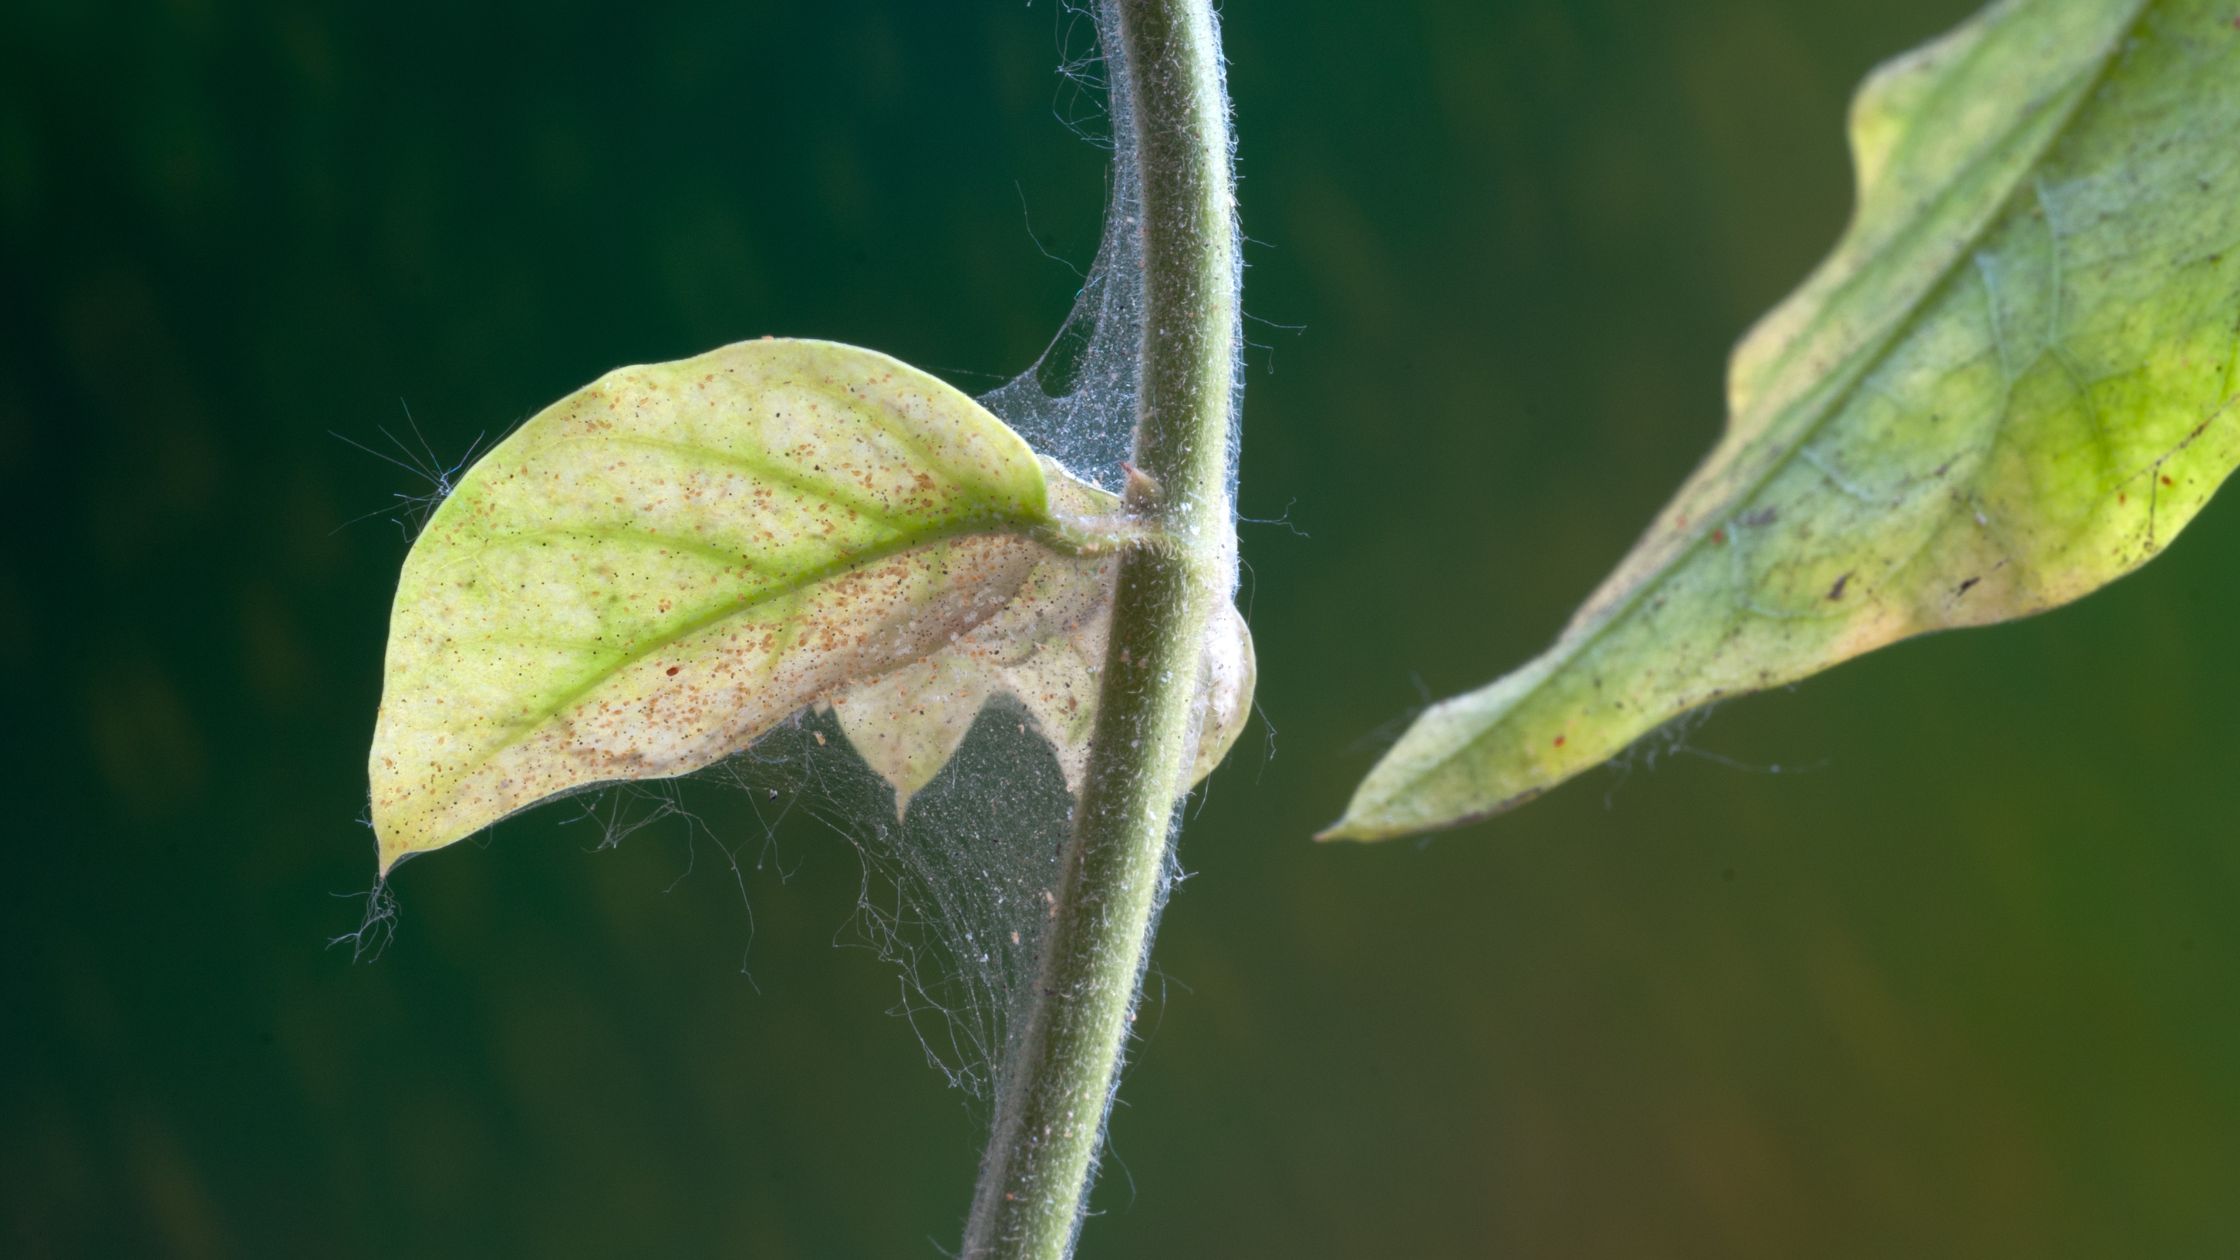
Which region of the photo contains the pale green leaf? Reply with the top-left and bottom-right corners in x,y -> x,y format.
369,338 -> 1253,873
1328,0 -> 2240,841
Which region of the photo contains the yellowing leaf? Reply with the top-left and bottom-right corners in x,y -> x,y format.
1329,0 -> 2240,841
828,469 -> 1255,814
369,338 -> 1251,874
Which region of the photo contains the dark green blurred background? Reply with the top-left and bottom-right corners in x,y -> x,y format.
8,1 -> 2239,1256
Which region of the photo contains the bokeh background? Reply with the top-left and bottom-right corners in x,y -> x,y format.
7,0 -> 2239,1256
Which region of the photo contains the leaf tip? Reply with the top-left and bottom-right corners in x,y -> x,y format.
373,819 -> 423,880
1312,800 -> 1426,844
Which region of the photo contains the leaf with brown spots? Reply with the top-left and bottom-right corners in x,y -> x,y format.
1328,0 -> 2240,841
368,338 -> 1252,873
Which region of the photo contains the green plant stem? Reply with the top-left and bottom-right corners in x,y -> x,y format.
959,1 -> 1238,1257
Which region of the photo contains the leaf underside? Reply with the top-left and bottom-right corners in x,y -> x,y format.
368,338 -> 1251,874
826,466 -> 1254,816
1329,0 -> 2240,841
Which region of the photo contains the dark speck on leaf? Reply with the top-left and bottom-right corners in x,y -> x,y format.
1741,507 -> 1778,528
1827,571 -> 1852,600
1956,576 -> 1981,596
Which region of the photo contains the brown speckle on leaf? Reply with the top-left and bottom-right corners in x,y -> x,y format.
1827,572 -> 1851,600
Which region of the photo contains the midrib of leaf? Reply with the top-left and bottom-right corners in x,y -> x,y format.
1742,48 -> 2084,416
1408,2 -> 2144,799
442,509 -> 1046,792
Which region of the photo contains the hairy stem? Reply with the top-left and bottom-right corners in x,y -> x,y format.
960,1 -> 1238,1257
